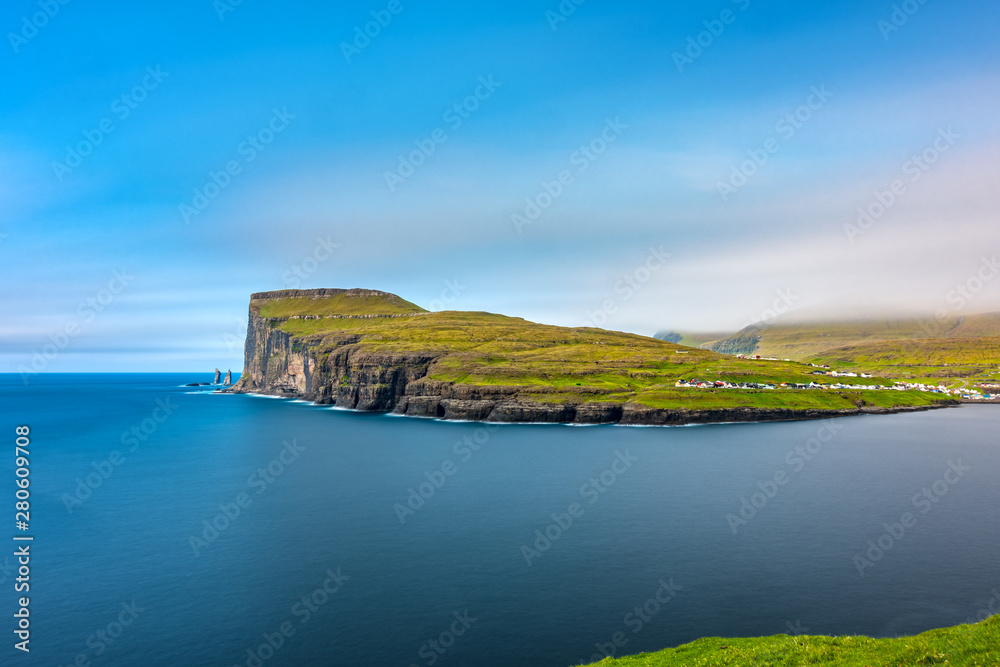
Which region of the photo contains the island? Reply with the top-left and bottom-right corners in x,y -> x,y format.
225,288 -> 955,425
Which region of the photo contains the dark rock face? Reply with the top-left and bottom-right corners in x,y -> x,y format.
322,350 -> 438,411
214,368 -> 221,384
704,326 -> 763,356
618,404 -> 854,426
229,293 -> 437,409
226,290 -> 952,426
654,331 -> 683,344
575,402 -> 625,424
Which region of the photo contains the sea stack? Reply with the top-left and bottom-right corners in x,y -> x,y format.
214,368 -> 221,384
224,370 -> 232,385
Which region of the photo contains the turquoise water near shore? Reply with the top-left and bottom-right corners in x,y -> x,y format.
2,374 -> 999,666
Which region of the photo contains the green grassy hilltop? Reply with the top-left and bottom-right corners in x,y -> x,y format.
577,616 -> 1000,667
258,290 -> 427,317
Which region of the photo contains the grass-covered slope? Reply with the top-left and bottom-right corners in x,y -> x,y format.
698,314 -> 1000,384
265,293 -> 949,414
810,336 -> 1000,383
577,616 -> 1000,666
948,312 -> 1000,337
706,317 -> 971,359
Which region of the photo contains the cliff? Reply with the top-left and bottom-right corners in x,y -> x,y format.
227,289 -> 955,425
230,288 -> 433,409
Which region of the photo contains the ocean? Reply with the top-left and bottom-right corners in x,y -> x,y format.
2,374 -> 998,666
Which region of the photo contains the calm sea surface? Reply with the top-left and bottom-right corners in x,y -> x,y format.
2,374 -> 998,666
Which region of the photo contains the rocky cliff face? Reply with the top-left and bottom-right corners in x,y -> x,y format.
704,326 -> 762,356
229,289 -> 438,410
228,289 -> 947,425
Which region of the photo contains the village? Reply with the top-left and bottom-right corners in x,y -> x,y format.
675,358 -> 997,401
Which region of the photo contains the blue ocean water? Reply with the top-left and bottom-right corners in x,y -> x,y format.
1,374 -> 999,666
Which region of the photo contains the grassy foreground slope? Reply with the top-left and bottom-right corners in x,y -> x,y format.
262,295 -> 948,413
578,616 -> 1000,667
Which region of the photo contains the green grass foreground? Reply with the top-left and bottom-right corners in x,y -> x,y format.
576,616 -> 1000,666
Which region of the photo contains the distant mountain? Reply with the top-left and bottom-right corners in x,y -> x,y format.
654,331 -> 683,344
654,330 -> 729,348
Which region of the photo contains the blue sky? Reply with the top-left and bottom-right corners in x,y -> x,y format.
2,0 -> 999,373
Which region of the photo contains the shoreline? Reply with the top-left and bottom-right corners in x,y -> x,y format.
221,387 -> 961,427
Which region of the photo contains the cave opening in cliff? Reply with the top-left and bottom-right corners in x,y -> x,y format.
436,405 -> 446,418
